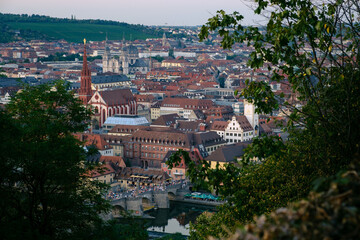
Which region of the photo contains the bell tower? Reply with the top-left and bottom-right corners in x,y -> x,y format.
79,38 -> 92,105
244,100 -> 259,136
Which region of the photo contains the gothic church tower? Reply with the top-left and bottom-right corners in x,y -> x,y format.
79,39 -> 92,105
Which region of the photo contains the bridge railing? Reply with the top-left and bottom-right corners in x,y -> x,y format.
108,181 -> 190,202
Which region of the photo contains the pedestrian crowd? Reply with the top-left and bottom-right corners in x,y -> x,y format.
106,179 -> 189,200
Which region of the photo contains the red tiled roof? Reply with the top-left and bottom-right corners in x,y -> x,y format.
74,133 -> 111,150
100,156 -> 126,168
210,121 -> 229,131
98,89 -> 135,106
89,163 -> 115,178
161,98 -> 213,109
235,115 -> 253,131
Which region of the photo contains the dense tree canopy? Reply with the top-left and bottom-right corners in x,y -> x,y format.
168,0 -> 360,239
0,81 -> 110,239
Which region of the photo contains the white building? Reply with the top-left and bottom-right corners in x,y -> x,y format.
210,101 -> 259,144
211,115 -> 254,144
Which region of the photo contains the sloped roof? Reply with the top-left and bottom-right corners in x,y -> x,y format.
210,121 -> 228,131
205,142 -> 250,163
176,120 -> 200,132
130,130 -> 192,149
100,156 -> 126,169
151,113 -> 179,127
74,133 -> 111,150
235,115 -> 253,131
89,163 -> 116,178
193,131 -> 225,147
91,74 -> 129,84
98,88 -> 135,106
259,123 -> 272,135
161,97 -> 213,109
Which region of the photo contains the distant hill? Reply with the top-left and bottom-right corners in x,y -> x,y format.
0,13 -> 164,43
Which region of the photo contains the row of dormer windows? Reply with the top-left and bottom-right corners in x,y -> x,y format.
131,137 -> 186,146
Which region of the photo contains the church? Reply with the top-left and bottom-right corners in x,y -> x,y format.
102,39 -> 149,75
79,39 -> 137,128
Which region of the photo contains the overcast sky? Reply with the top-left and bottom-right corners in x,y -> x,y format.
0,0 -> 264,26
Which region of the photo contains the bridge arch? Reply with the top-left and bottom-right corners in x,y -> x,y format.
112,205 -> 126,217
141,196 -> 154,211
168,191 -> 176,200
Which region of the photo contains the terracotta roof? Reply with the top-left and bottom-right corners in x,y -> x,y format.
134,94 -> 155,102
161,97 -> 213,109
235,115 -> 253,131
98,88 -> 135,106
90,163 -> 116,178
100,156 -> 126,168
74,133 -> 111,150
130,130 -> 192,149
210,121 -> 229,131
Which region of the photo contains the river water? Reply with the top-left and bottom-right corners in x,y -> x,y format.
146,201 -> 217,236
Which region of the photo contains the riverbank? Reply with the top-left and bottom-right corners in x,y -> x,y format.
172,198 -> 225,207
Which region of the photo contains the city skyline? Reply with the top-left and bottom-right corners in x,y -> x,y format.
0,0 -> 264,26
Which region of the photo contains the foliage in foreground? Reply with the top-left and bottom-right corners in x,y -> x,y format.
168,0 -> 360,239
0,81 -> 147,239
223,157 -> 360,240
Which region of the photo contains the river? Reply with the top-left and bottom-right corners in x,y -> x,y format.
146,201 -> 217,237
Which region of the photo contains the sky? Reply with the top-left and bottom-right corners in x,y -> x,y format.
0,0 -> 264,26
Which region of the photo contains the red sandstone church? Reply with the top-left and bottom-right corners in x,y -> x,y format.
78,39 -> 136,127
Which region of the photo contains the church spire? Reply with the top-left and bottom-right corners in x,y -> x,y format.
79,38 -> 92,105
82,39 -> 89,72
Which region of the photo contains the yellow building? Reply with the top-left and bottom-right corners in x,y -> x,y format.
150,106 -> 161,120
205,142 -> 250,169
90,163 -> 116,184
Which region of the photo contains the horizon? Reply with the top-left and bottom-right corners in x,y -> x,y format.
0,0 -> 265,27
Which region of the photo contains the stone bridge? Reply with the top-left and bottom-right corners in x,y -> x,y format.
110,183 -> 190,217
